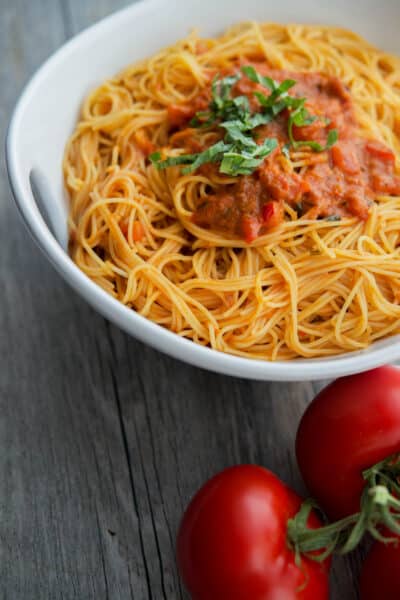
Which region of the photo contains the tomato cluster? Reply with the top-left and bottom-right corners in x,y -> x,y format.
176,366 -> 400,599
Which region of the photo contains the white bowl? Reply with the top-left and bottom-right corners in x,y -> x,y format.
6,0 -> 400,381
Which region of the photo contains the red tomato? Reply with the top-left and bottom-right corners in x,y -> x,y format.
262,201 -> 284,229
133,129 -> 155,157
359,538 -> 400,599
241,215 -> 261,243
132,221 -> 144,242
177,465 -> 330,600
296,366 -> 400,520
365,140 -> 395,162
331,142 -> 360,174
167,104 -> 195,127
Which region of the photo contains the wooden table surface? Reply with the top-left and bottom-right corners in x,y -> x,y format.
1,1 -> 365,598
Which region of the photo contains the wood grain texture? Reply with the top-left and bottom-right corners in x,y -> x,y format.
0,1 -> 364,597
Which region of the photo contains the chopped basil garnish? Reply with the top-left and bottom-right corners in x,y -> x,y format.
190,73 -> 250,127
150,141 -> 230,174
182,141 -> 231,174
219,139 -> 278,176
151,65 -> 339,176
151,138 -> 277,177
149,152 -> 196,168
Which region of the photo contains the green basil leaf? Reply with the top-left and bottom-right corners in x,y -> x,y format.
291,106 -> 317,127
247,112 -> 274,128
270,99 -> 289,116
241,65 -> 277,92
284,96 -> 306,112
182,141 -> 231,174
278,79 -> 297,94
212,73 -> 241,109
220,121 -> 257,146
254,91 -> 272,107
255,139 -> 278,161
233,95 -> 251,112
326,129 -> 339,148
220,153 -> 263,175
151,152 -> 197,169
149,151 -> 162,162
264,80 -> 297,108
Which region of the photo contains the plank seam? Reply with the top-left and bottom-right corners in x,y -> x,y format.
105,322 -> 153,600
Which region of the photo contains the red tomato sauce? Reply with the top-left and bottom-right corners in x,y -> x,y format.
168,65 -> 400,243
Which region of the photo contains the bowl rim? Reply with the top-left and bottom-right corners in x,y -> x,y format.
6,0 -> 400,381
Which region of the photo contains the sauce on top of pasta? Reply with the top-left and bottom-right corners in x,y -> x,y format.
163,64 -> 400,243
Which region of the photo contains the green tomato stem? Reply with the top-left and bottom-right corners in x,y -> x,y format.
287,453 -> 400,562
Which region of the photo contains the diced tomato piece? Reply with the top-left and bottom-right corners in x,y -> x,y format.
120,220 -> 129,237
331,143 -> 360,175
371,174 -> 400,195
262,201 -> 284,229
120,220 -> 144,242
292,119 -> 327,143
167,104 -> 195,128
133,130 -> 155,157
262,202 -> 274,222
345,189 -> 369,220
241,216 -> 261,243
365,140 -> 395,162
391,176 -> 400,195
133,221 -> 144,242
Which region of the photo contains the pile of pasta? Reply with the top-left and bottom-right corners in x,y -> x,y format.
64,22 -> 400,360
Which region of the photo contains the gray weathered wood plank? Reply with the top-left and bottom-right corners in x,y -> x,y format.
1,1 -> 148,599
0,1 -> 363,598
